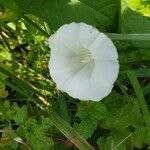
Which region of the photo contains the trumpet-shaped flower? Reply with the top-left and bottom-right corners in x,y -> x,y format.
48,22 -> 119,101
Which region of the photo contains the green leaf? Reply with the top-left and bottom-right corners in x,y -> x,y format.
73,102 -> 108,139
120,0 -> 150,33
97,136 -> 127,150
88,102 -> 108,120
120,0 -> 150,48
76,102 -> 108,120
110,103 -> 143,129
97,136 -> 115,150
26,131 -> 54,150
40,118 -> 53,130
0,130 -> 18,150
14,106 -> 28,124
0,82 -> 8,98
73,118 -> 97,139
0,100 -> 19,120
102,92 -> 127,116
101,92 -> 144,129
16,126 -> 28,137
16,118 -> 54,150
14,0 -> 119,31
97,130 -> 132,150
133,126 -> 148,148
25,119 -> 54,150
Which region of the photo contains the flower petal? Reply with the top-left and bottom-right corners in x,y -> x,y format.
89,33 -> 118,61
92,60 -> 119,85
56,22 -> 81,51
49,55 -> 84,89
62,61 -> 95,100
78,23 -> 99,48
49,33 -> 78,57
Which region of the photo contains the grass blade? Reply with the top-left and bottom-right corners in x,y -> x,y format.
0,66 -> 49,105
0,66 -> 42,96
23,15 -> 49,37
107,33 -> 150,41
143,84 -> 150,96
50,112 -> 94,150
127,71 -> 150,141
58,93 -> 71,124
121,68 -> 150,78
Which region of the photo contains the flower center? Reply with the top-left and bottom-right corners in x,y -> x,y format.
80,50 -> 93,64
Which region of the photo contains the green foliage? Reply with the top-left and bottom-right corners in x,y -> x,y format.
14,0 -> 119,32
119,49 -> 150,63
97,130 -> 130,150
120,0 -> 150,48
0,130 -> 18,150
128,0 -> 150,16
0,0 -> 21,22
76,102 -> 108,120
19,118 -> 54,150
120,0 -> 150,33
74,117 -> 97,139
73,102 -> 108,139
0,60 -> 9,99
0,100 -> 54,149
133,126 -> 148,148
97,136 -> 115,150
13,106 -> 28,124
0,82 -> 8,98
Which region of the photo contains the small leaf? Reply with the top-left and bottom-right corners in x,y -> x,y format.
14,106 -> 28,124
133,126 -> 147,148
76,102 -> 108,120
88,102 -> 108,120
97,136 -> 115,150
74,118 -> 97,139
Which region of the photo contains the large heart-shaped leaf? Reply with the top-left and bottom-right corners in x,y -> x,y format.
14,0 -> 119,32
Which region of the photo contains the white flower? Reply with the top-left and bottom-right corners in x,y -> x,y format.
48,22 -> 119,101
